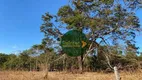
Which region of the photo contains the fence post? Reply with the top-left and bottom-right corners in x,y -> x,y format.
114,66 -> 121,80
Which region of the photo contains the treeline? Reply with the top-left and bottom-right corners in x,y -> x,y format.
0,45 -> 142,72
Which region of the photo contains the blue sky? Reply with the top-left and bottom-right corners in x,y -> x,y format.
0,0 -> 141,54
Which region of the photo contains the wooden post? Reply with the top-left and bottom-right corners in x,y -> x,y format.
114,66 -> 121,80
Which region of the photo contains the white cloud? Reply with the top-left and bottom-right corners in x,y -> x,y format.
12,50 -> 22,55
12,45 -> 18,49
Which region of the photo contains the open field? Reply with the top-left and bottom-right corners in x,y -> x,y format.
0,71 -> 142,80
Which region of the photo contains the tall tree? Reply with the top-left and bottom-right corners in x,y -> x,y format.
40,0 -> 142,72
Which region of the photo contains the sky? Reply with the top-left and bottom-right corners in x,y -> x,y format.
0,0 -> 141,54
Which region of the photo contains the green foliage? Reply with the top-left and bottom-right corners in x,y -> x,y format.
39,0 -> 142,72
0,46 -> 142,71
41,0 -> 141,51
0,53 -> 9,69
3,54 -> 20,70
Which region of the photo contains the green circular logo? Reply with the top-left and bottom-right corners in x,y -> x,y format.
61,30 -> 88,57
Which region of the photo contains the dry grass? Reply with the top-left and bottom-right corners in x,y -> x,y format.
0,71 -> 142,80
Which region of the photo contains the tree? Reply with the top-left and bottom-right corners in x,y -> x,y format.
31,41 -> 56,78
0,53 -> 9,70
3,54 -> 20,70
40,0 -> 142,72
18,50 -> 31,70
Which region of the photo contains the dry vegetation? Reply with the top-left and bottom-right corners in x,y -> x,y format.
0,71 -> 142,80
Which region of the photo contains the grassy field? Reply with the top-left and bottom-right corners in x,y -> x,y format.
0,71 -> 142,80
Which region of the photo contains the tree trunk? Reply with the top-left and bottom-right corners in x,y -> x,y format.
36,58 -> 37,71
78,54 -> 83,73
44,50 -> 49,79
63,54 -> 67,72
44,63 -> 49,80
30,57 -> 31,71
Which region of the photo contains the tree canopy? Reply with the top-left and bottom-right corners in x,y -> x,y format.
41,0 -> 141,52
